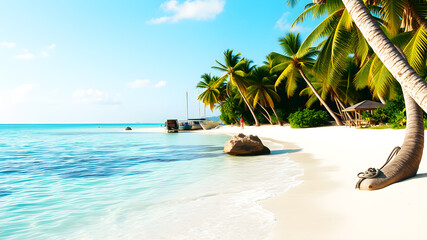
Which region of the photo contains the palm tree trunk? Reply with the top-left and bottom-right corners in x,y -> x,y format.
342,0 -> 427,113
257,107 -> 272,125
271,107 -> 282,126
297,68 -> 343,126
358,90 -> 424,190
233,77 -> 260,126
378,94 -> 386,104
258,104 -> 273,125
334,96 -> 354,125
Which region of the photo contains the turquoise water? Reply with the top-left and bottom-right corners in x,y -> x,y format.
0,124 -> 302,239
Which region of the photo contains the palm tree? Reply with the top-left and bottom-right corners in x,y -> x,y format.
269,32 -> 343,126
196,73 -> 225,111
338,0 -> 427,190
358,89 -> 424,190
343,0 -> 427,190
246,65 -> 282,125
341,0 -> 427,112
287,0 -> 427,111
286,0 -> 427,189
301,58 -> 363,123
293,1 -> 386,102
212,49 -> 260,126
353,29 -> 427,103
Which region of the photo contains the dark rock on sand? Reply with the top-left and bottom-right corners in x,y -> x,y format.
125,126 -> 132,131
224,133 -> 270,156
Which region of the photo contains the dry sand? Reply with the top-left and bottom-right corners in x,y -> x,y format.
206,125 -> 427,240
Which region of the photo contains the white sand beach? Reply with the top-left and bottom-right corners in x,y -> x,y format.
206,125 -> 427,240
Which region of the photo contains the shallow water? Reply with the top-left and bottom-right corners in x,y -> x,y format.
0,124 -> 302,239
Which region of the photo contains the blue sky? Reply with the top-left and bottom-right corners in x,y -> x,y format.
0,0 -> 317,123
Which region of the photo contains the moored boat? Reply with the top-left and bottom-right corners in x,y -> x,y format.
165,119 -> 179,133
179,121 -> 192,130
200,120 -> 220,130
187,118 -> 206,130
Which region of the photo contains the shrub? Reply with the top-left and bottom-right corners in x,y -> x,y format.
361,95 -> 406,127
288,109 -> 329,128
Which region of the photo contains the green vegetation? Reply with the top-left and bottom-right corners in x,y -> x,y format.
288,109 -> 329,128
361,94 -> 409,128
196,1 -> 427,128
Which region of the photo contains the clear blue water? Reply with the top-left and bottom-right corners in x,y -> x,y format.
0,124 -> 302,239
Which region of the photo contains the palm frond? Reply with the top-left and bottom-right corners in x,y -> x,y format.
403,27 -> 427,73
354,57 -> 373,89
300,8 -> 342,50
380,0 -> 406,35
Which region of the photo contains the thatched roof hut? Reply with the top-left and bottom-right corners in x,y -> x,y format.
343,100 -> 384,126
343,100 -> 384,112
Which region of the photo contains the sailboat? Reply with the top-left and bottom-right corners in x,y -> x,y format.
179,91 -> 207,130
200,120 -> 220,130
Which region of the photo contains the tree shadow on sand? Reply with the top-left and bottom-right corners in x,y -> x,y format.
270,149 -> 301,155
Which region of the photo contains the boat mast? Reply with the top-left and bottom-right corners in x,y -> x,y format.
186,91 -> 189,121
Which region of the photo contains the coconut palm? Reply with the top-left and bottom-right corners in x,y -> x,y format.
196,73 -> 225,111
286,0 -> 427,189
269,32 -> 343,125
301,58 -> 364,117
349,0 -> 427,103
287,0 -> 427,111
246,65 -> 282,125
353,29 -> 427,103
339,0 -> 427,190
340,0 -> 427,190
338,1 -> 427,112
358,88 -> 424,190
292,0 -> 386,102
212,49 -> 260,126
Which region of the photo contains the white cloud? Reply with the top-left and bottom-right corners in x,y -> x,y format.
14,49 -> 35,60
0,41 -> 16,48
10,83 -> 35,103
41,51 -> 50,57
72,89 -> 120,105
154,81 -> 167,88
14,52 -> 35,60
275,12 -> 312,32
127,80 -> 167,89
148,0 -> 225,24
127,79 -> 151,89
41,43 -> 56,58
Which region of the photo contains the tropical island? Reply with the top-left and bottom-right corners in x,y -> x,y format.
2,0 -> 427,239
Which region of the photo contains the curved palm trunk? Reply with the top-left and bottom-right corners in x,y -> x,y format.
297,68 -> 343,126
378,94 -> 386,105
358,90 -> 424,190
233,76 -> 260,126
258,104 -> 274,125
342,0 -> 427,113
257,108 -> 273,125
271,107 -> 282,126
334,95 -> 354,124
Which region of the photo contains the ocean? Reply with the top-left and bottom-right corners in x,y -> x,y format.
0,124 -> 302,240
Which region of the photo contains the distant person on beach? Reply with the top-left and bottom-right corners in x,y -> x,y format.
240,117 -> 244,129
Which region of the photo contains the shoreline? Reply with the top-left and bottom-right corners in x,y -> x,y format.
133,125 -> 427,239
258,137 -> 341,239
203,125 -> 427,239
